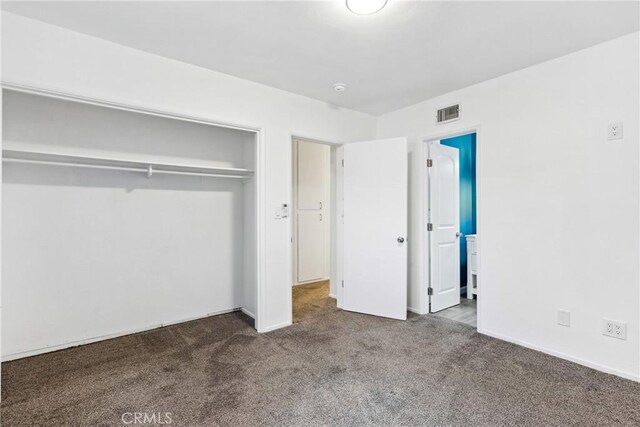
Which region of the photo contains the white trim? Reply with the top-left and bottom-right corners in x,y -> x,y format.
408,306 -> 426,315
293,277 -> 330,287
423,124 -> 481,144
328,293 -> 337,299
261,321 -> 293,333
335,145 -> 345,310
2,308 -> 243,361
481,329 -> 640,382
241,308 -> 255,319
254,127 -> 267,333
1,81 -> 268,335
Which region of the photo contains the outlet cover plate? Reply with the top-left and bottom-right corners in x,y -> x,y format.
608,122 -> 624,140
557,310 -> 570,327
603,319 -> 627,340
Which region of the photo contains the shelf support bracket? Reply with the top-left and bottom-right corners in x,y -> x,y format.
146,164 -> 153,179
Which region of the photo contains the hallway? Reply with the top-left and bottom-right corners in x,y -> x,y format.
292,280 -> 334,323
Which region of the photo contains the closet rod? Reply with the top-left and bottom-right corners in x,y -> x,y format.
3,158 -> 251,179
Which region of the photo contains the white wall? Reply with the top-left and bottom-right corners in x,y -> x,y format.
2,90 -> 256,359
377,33 -> 640,380
0,12 -> 376,334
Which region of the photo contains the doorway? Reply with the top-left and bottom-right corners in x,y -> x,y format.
428,132 -> 478,328
290,136 -> 410,324
291,138 -> 333,323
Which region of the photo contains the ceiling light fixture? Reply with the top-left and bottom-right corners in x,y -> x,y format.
333,83 -> 347,92
346,0 -> 388,15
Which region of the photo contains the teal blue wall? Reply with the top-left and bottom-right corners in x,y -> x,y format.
440,133 -> 476,291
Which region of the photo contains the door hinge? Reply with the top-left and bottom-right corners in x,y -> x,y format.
341,280 -> 344,288
427,223 -> 433,231
426,159 -> 433,167
342,159 -> 344,167
428,287 -> 433,296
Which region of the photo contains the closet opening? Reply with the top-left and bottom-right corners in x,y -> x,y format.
1,88 -> 262,360
290,138 -> 339,323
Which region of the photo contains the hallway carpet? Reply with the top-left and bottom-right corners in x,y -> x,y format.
2,290 -> 640,426
292,280 -> 332,323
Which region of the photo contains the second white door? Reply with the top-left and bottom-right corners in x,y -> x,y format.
342,137 -> 408,320
428,142 -> 461,312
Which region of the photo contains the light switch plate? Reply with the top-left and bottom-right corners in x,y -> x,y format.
275,203 -> 289,219
557,310 -> 570,327
608,122 -> 623,140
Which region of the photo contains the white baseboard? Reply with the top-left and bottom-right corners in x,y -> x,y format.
259,320 -> 292,333
2,307 -> 242,362
328,293 -> 337,299
408,306 -> 427,315
241,308 -> 255,319
481,328 -> 640,382
293,277 -> 330,287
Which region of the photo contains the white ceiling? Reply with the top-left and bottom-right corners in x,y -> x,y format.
3,1 -> 639,115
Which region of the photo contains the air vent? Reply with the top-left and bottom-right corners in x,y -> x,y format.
436,104 -> 460,124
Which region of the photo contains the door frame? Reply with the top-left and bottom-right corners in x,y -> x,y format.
289,135 -> 344,325
422,124 -> 483,332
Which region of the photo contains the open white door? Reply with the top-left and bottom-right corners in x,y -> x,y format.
428,142 -> 461,312
343,138 -> 407,320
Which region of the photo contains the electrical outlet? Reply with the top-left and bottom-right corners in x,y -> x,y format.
608,122 -> 623,140
603,319 -> 626,340
557,310 -> 570,327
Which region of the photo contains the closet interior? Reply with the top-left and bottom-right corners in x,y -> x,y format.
1,89 -> 258,360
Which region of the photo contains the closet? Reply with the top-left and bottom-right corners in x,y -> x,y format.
1,89 -> 258,360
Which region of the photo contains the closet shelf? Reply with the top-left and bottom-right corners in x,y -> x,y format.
2,148 -> 255,179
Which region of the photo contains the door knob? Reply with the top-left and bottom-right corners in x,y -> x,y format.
456,232 -> 462,238
397,237 -> 405,243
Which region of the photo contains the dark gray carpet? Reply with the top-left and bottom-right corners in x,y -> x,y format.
2,286 -> 640,426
